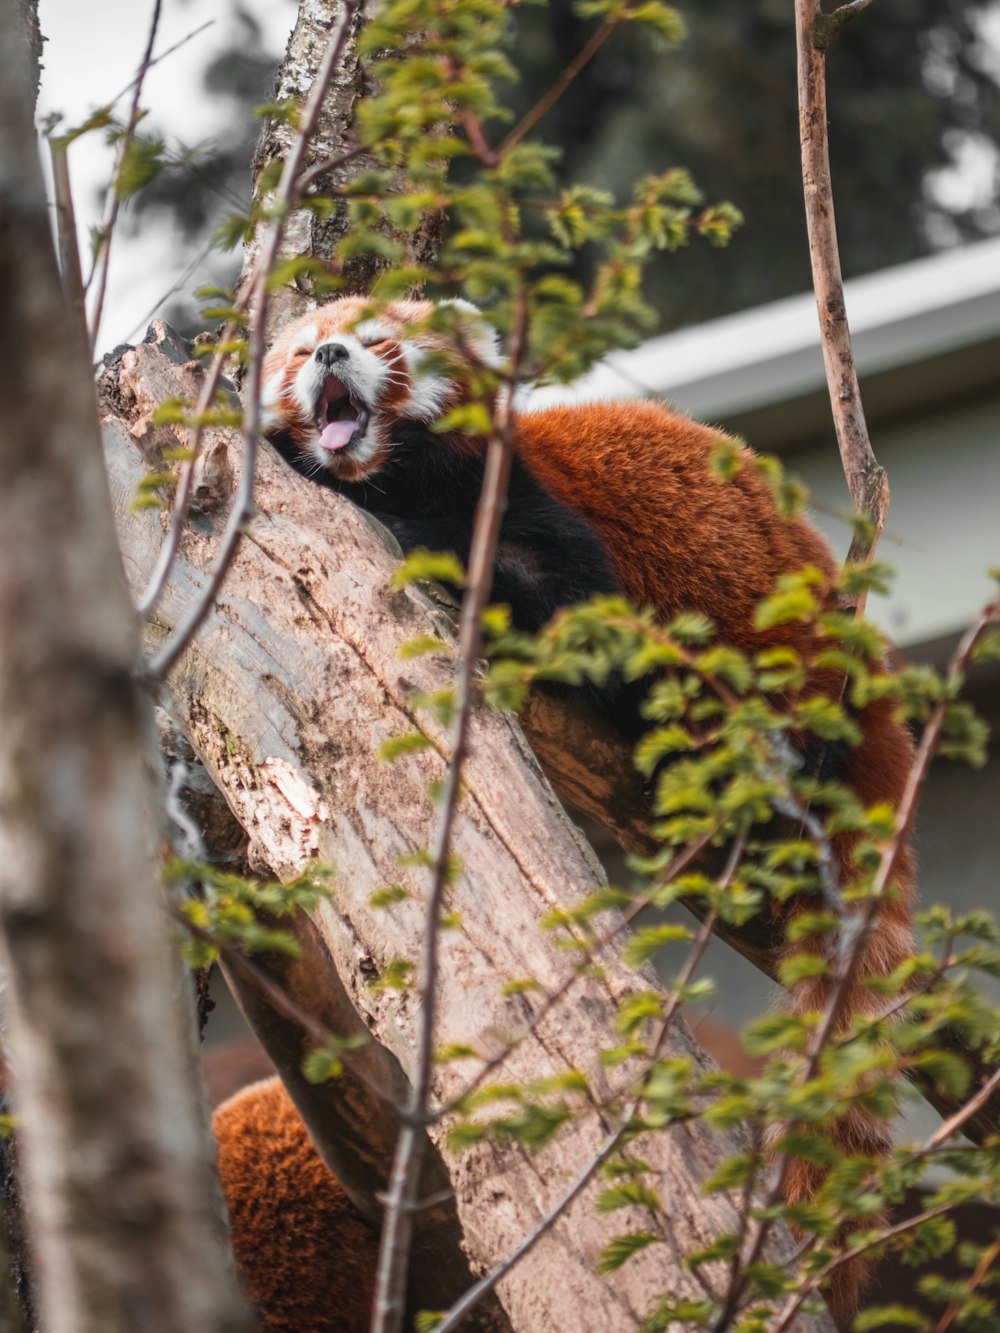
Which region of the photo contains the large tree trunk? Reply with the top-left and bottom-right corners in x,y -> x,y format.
234,0 -> 444,327
0,9 -> 248,1332
100,325 -> 835,1332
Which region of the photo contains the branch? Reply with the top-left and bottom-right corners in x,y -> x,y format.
373,304 -> 529,1333
47,140 -> 88,350
0,10 -> 246,1324
144,0 -> 360,675
436,839 -> 746,1333
794,0 -> 885,581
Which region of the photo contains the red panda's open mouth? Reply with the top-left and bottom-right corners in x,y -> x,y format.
315,376 -> 371,453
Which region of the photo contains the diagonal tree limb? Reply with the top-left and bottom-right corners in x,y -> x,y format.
795,0 -> 888,579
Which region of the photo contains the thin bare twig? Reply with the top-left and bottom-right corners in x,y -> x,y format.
121,234 -> 217,347
434,824 -> 720,1120
48,140 -> 88,352
794,0 -> 886,583
106,19 -> 215,112
924,1064 -> 1000,1155
931,1236 -> 1000,1333
370,295 -> 528,1333
296,142 -> 366,193
146,0 -> 360,680
499,11 -> 628,156
175,907 -> 402,1111
434,836 -> 747,1333
88,0 -> 163,356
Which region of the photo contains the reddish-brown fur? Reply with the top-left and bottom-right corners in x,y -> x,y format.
213,1078 -> 379,1332
517,399 -> 915,1319
219,300 -> 918,1327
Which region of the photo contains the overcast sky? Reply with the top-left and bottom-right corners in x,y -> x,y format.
36,0 -> 297,357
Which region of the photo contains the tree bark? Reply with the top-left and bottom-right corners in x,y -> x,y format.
0,12 -> 248,1330
234,0 -> 444,328
100,326 -> 834,1332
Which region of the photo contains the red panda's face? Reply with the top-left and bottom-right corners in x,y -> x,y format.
260,297 -> 501,483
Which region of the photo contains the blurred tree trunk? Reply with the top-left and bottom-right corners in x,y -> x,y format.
0,6 -> 248,1330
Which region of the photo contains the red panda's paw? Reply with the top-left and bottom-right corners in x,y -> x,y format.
213,1075 -> 379,1332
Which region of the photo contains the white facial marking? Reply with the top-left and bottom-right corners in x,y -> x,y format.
437,298 -> 504,368
353,318 -> 395,345
293,323 -> 319,352
261,369 -> 285,408
285,331 -> 399,469
401,343 -> 452,420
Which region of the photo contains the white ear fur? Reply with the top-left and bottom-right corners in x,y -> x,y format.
437,298 -> 504,369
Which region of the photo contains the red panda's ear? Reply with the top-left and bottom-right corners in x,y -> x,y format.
437,298 -> 504,369
213,1076 -> 379,1333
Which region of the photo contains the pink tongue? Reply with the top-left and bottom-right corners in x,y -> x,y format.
318,419 -> 356,452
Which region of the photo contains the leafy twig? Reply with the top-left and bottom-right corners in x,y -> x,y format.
931,1235 -> 1000,1333
370,293 -> 529,1333
175,907 -> 402,1111
434,837 -> 746,1333
434,824 -> 720,1120
769,1200 -> 957,1333
794,0 -> 885,582
715,595 -> 1000,1329
771,1060 -> 1000,1333
145,0 -> 361,679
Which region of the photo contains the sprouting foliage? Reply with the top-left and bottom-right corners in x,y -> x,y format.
170,861 -> 331,967
108,0 -> 1000,1326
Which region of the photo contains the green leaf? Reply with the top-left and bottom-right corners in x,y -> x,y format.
392,549 -> 466,590
399,634 -> 451,660
118,136 -> 166,198
853,1305 -> 926,1331
777,953 -> 831,987
368,884 -> 412,908
379,732 -> 432,761
446,1122 -> 487,1152
623,923 -> 693,968
624,2 -> 685,43
597,1231 -> 661,1274
302,1047 -> 343,1082
369,957 -> 414,991
597,1182 -> 662,1213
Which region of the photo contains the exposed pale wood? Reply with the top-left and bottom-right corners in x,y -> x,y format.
101,326 -> 834,1332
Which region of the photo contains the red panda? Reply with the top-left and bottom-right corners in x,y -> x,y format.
213,1077 -> 379,1331
213,296 -> 917,1327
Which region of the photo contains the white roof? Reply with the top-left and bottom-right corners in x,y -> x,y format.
526,236 -> 1000,418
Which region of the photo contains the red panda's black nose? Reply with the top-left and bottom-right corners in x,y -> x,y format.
316,342 -> 350,367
